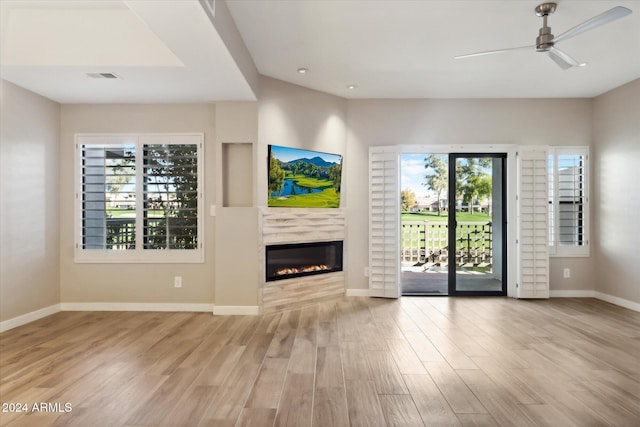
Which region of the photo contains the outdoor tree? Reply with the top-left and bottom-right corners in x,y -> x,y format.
456,158 -> 491,214
471,173 -> 492,213
423,154 -> 448,216
143,144 -> 198,249
401,188 -> 416,211
105,155 -> 134,207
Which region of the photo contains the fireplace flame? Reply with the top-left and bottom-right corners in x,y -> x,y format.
276,264 -> 331,276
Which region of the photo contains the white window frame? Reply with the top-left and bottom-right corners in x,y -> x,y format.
548,146 -> 589,258
75,133 -> 204,263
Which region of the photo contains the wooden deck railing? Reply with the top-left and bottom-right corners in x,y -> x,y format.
401,221 -> 492,266
105,218 -> 165,249
106,218 -> 136,249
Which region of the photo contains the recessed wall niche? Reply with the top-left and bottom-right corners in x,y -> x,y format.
221,142 -> 254,207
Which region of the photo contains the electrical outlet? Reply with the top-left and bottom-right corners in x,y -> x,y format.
174,276 -> 183,288
563,268 -> 571,279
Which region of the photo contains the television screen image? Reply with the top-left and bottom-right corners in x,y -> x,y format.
268,145 -> 342,208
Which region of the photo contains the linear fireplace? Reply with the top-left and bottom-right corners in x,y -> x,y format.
265,240 -> 343,282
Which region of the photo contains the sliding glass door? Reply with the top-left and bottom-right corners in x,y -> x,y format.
450,154 -> 506,296
400,153 -> 507,296
400,153 -> 449,295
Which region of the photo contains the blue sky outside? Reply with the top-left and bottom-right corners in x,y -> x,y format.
402,154 -> 495,200
401,153 -> 445,199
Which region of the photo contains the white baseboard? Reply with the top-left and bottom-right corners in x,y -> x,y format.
0,304 -> 61,333
4,291 -> 636,333
60,302 -> 214,312
213,305 -> 260,315
594,292 -> 640,313
550,290 -> 596,298
345,288 -> 370,297
550,289 -> 639,312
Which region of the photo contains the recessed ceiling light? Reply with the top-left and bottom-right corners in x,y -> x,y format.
297,68 -> 308,74
347,85 -> 357,90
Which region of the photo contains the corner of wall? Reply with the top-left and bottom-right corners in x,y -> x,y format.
0,80 -> 61,324
590,78 -> 640,305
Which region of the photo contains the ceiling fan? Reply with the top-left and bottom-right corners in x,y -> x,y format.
455,3 -> 632,69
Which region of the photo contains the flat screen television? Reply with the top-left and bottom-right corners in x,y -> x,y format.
268,145 -> 342,208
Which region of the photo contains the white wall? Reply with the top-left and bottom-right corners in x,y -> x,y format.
0,80 -> 60,323
5,74 -> 636,321
59,104 -> 216,306
345,98 -> 595,292
257,77 -> 348,207
593,78 -> 640,305
214,102 -> 260,308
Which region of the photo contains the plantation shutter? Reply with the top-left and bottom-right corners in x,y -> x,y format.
369,147 -> 400,298
142,142 -> 199,250
516,147 -> 549,298
80,142 -> 136,250
76,134 -> 203,263
549,147 -> 589,257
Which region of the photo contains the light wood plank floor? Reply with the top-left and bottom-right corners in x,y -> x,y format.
1,297 -> 639,426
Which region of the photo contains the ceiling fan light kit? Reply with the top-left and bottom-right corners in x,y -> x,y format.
455,3 -> 632,70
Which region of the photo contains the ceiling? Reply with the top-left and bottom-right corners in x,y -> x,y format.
1,0 -> 639,103
0,0 -> 256,103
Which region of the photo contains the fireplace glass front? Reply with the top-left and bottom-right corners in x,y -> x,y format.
265,240 -> 343,282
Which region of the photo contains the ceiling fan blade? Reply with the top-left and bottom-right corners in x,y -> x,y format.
548,47 -> 583,70
455,45 -> 534,59
552,6 -> 632,44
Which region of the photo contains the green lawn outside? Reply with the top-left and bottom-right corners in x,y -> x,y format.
106,207 -> 165,218
401,211 -> 491,223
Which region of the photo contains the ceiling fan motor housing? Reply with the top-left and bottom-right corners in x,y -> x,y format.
536,26 -> 554,51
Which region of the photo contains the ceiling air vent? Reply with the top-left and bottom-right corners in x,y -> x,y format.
86,72 -> 120,79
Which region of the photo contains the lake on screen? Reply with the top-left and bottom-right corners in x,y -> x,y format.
271,179 -> 322,197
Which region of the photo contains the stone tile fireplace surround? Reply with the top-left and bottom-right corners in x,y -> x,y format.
259,207 -> 346,313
